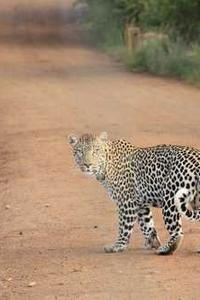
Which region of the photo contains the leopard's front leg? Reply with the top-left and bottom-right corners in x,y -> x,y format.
138,207 -> 161,250
104,201 -> 138,253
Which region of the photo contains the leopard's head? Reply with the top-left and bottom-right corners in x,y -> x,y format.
68,132 -> 108,178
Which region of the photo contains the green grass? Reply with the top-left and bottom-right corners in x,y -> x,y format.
103,39 -> 200,86
79,0 -> 200,86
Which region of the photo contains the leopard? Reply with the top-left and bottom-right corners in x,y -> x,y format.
68,132 -> 200,255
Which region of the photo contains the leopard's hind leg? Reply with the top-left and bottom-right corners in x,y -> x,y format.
157,180 -> 199,255
175,188 -> 200,221
157,198 -> 183,255
175,187 -> 200,253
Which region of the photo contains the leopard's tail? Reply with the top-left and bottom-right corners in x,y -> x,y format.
175,188 -> 200,222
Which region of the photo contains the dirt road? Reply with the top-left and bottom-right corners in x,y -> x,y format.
1,1 -> 200,299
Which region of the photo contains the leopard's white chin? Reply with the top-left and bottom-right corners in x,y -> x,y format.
84,170 -> 94,176
81,167 -> 94,176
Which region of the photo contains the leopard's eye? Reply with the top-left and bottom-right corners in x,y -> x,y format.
94,146 -> 100,153
77,150 -> 83,159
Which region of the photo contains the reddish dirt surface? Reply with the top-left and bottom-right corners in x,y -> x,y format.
1,1 -> 200,299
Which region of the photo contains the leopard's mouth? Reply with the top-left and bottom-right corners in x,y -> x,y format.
80,164 -> 94,175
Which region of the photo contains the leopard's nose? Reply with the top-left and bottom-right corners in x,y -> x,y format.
84,163 -> 91,168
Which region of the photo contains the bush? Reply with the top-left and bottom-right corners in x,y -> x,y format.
139,0 -> 200,42
79,0 -> 123,47
78,0 -> 200,85
80,0 -> 200,43
127,40 -> 200,85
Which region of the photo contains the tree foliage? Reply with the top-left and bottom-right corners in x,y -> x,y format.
81,0 -> 200,42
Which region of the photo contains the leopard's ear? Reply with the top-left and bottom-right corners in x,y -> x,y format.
68,134 -> 78,146
99,131 -> 108,142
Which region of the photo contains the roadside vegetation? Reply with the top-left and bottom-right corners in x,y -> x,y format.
77,0 -> 200,86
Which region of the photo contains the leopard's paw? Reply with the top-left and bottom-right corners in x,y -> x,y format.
156,235 -> 182,255
156,244 -> 173,255
145,236 -> 161,250
104,243 -> 127,253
